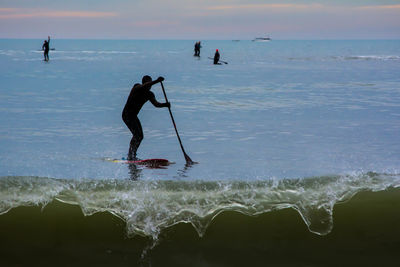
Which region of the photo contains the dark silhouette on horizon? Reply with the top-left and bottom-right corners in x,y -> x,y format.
194,41 -> 201,57
214,49 -> 220,64
42,36 -> 50,61
122,76 -> 170,160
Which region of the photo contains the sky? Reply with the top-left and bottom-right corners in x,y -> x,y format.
0,0 -> 399,39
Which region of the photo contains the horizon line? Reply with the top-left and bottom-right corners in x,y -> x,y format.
0,37 -> 399,41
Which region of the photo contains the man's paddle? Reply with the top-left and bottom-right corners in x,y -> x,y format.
160,81 -> 194,165
207,57 -> 228,64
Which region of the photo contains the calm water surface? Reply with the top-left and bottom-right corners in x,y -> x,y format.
0,39 -> 399,180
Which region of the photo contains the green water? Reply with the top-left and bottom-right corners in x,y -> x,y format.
1,188 -> 400,266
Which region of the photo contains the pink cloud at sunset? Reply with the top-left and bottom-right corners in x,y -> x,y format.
359,4 -> 400,9
0,1 -> 399,39
207,3 -> 324,11
0,8 -> 117,19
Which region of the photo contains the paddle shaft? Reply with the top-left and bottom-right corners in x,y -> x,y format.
160,81 -> 194,164
207,57 -> 228,64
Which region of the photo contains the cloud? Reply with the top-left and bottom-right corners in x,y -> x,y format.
206,3 -> 324,11
0,8 -> 117,19
131,20 -> 178,28
359,4 -> 400,10
0,8 -> 18,12
205,3 -> 400,14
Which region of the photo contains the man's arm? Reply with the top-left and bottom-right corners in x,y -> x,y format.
135,76 -> 164,94
142,76 -> 164,89
148,92 -> 170,108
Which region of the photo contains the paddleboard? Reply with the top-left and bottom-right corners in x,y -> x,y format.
104,158 -> 172,168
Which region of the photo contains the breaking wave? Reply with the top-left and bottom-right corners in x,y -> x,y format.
1,172 -> 399,240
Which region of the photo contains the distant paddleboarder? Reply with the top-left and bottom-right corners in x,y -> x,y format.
122,76 -> 170,160
208,49 -> 227,65
194,41 -> 201,57
42,36 -> 50,61
213,49 -> 220,64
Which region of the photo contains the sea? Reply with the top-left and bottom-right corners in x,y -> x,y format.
0,39 -> 400,266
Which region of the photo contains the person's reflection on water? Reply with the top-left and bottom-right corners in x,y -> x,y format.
175,162 -> 195,178
127,162 -> 142,180
127,160 -> 195,180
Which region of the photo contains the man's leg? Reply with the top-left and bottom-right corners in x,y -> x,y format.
128,117 -> 143,160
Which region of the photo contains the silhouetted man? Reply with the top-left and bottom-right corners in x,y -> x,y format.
194,41 -> 201,57
122,75 -> 170,160
213,49 -> 220,64
42,36 -> 50,61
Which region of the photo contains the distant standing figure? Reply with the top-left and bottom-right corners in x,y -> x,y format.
42,36 -> 50,61
122,75 -> 170,160
213,49 -> 220,64
194,41 -> 201,57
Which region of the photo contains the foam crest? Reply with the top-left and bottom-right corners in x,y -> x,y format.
1,172 -> 399,239
0,176 -> 67,215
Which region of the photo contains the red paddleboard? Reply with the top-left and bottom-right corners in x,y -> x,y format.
106,158 -> 172,168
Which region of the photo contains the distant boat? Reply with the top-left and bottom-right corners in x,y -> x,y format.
252,37 -> 271,42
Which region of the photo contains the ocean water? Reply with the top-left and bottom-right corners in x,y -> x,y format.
1,39 -> 400,266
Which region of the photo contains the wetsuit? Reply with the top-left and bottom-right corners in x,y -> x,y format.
122,81 -> 168,159
214,50 -> 220,64
194,42 -> 201,56
42,38 -> 50,61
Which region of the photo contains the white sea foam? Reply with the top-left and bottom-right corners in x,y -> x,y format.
1,173 -> 399,239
